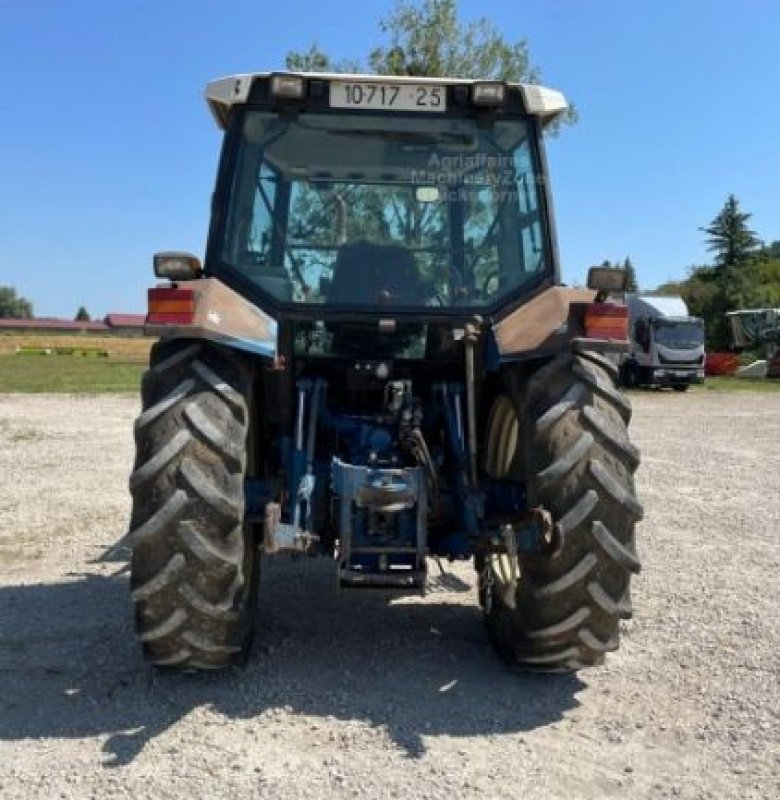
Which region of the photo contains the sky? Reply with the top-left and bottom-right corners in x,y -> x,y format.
1,0 -> 778,317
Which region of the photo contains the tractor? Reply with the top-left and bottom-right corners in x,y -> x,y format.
726,308 -> 780,378
128,71 -> 642,672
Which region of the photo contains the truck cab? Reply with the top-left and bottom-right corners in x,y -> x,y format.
622,294 -> 705,390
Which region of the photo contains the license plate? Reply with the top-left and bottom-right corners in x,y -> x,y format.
330,81 -> 447,112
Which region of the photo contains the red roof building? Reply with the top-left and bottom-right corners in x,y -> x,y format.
0,317 -> 108,332
0,313 -> 147,334
104,313 -> 146,329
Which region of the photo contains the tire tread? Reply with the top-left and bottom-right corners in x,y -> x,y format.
483,350 -> 642,671
129,340 -> 256,670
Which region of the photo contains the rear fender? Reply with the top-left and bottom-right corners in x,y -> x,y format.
145,277 -> 278,359
491,285 -> 628,362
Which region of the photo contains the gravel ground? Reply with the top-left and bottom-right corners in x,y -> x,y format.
0,390 -> 778,800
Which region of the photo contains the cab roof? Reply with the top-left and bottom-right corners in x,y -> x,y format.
627,294 -> 692,319
205,71 -> 568,129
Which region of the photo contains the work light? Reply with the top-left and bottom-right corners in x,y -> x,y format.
153,252 -> 202,281
270,73 -> 306,99
587,266 -> 628,293
471,82 -> 506,106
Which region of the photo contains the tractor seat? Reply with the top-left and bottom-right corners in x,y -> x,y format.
327,242 -> 421,305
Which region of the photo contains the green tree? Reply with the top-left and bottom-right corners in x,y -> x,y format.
651,196 -> 780,349
623,257 -> 639,293
287,0 -> 576,127
652,279 -> 687,297
742,256 -> 780,308
650,196 -> 771,348
75,306 -> 91,321
701,194 -> 761,269
699,194 -> 761,308
0,286 -> 33,318
285,43 -> 360,74
369,0 -> 538,81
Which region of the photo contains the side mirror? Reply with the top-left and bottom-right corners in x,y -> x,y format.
153,252 -> 202,281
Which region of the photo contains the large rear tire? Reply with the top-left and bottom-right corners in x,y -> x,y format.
128,340 -> 258,670
482,350 -> 642,671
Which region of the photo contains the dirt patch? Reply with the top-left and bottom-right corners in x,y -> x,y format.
0,391 -> 777,799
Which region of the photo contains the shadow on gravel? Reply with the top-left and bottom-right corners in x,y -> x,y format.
0,559 -> 583,766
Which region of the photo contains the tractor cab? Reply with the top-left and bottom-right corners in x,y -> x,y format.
205,72 -> 566,320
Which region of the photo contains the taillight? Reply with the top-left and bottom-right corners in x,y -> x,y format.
584,303 -> 628,340
146,287 -> 196,325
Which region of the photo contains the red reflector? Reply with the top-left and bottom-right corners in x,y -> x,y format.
585,303 -> 629,318
146,287 -> 196,325
148,287 -> 195,302
146,312 -> 196,325
584,303 -> 628,340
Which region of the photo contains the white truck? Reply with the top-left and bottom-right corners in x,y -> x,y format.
620,295 -> 705,391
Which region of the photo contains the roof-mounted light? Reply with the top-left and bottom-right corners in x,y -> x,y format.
270,73 -> 306,99
471,81 -> 506,106
206,73 -> 568,130
153,252 -> 202,281
587,266 -> 628,294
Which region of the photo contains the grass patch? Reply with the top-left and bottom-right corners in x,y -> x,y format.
0,354 -> 145,393
2,350 -> 777,395
693,376 -> 780,392
0,333 -> 152,360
